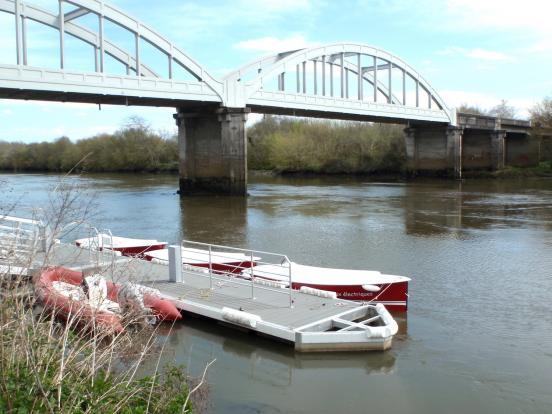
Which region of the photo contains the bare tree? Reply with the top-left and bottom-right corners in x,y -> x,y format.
488,99 -> 516,119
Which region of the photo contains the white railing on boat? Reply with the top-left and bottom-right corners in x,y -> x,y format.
83,226 -> 120,267
0,215 -> 48,259
168,240 -> 294,308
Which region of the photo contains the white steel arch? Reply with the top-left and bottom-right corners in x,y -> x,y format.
0,0 -> 158,77
0,0 -> 223,105
0,2 -> 455,125
224,43 -> 454,124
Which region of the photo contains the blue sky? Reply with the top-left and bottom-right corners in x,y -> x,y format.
1,0 -> 551,142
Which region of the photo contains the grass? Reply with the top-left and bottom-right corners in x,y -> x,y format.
492,161 -> 552,178
0,178 -> 210,413
0,274 -> 201,413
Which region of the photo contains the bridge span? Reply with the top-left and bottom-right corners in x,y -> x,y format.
0,0 -> 534,194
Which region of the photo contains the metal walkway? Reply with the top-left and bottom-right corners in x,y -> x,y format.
24,242 -> 398,352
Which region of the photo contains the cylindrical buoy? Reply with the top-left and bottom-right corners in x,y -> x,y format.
362,284 -> 381,292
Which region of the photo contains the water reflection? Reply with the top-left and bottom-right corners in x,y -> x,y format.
403,179 -> 552,236
150,317 -> 398,385
179,196 -> 248,246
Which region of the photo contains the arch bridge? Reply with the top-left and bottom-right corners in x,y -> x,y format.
2,0 -> 523,195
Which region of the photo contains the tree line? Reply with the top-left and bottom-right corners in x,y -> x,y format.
0,118 -> 178,173
1,98 -> 551,174
248,117 -> 406,174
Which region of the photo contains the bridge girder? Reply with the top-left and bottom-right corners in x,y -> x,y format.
224,44 -> 454,124
0,1 -> 454,125
2,0 -> 223,99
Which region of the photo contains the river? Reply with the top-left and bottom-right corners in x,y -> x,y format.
2,172 -> 552,413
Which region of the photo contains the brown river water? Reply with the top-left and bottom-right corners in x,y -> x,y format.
2,173 -> 552,414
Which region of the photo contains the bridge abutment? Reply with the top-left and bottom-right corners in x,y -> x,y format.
405,114 -> 534,178
174,107 -> 250,196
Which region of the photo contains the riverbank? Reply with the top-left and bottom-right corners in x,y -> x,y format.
2,116 -> 550,179
0,273 -> 200,412
250,161 -> 552,180
461,161 -> 552,178
248,117 -> 406,174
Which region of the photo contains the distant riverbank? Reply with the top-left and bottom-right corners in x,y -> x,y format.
1,116 -> 550,178
0,119 -> 179,174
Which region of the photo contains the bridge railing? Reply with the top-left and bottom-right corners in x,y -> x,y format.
166,240 -> 294,308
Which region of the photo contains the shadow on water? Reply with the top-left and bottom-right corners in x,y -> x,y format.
179,196 -> 248,246
150,316 -> 399,380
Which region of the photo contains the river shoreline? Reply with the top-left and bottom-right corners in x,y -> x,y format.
2,162 -> 551,180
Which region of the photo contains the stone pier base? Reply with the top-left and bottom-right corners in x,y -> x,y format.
174,106 -> 250,196
405,114 -> 535,178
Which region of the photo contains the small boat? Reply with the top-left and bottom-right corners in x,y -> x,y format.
75,234 -> 167,257
144,247 -> 261,274
35,267 -> 182,333
242,262 -> 410,312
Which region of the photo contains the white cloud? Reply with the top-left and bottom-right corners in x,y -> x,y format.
438,47 -> 514,62
445,0 -> 552,54
527,39 -> 552,53
235,35 -> 320,54
241,0 -> 312,12
155,0 -> 317,45
446,0 -> 552,34
51,125 -> 118,138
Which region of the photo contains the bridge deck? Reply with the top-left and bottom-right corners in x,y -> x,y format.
25,243 -> 394,352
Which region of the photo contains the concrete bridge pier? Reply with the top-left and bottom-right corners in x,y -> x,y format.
405,114 -> 533,178
491,130 -> 506,170
174,107 -> 251,196
404,125 -> 464,178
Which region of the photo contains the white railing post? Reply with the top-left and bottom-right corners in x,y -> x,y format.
288,260 -> 293,308
250,250 -> 255,299
38,224 -> 47,253
168,245 -> 182,283
208,244 -> 213,289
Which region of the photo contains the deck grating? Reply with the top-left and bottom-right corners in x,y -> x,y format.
26,243 -> 391,351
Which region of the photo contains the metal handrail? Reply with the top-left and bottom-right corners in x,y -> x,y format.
180,240 -> 294,308
0,214 -> 46,258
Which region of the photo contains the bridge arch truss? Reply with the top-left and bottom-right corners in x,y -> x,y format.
0,0 -> 223,106
0,1 -> 453,125
224,44 -> 454,124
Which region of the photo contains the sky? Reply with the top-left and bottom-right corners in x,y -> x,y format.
0,0 -> 551,143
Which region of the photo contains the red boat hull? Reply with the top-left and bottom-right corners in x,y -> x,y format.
75,242 -> 168,258
190,261 -> 257,275
142,254 -> 256,275
35,267 -> 181,333
290,280 -> 409,312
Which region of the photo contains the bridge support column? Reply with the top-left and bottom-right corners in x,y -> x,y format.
174,107 -> 250,196
404,125 -> 464,178
446,127 -> 464,179
491,130 -> 506,170
404,127 -> 418,172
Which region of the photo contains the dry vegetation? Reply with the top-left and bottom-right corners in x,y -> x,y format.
0,118 -> 178,173
248,116 -> 406,174
0,179 -> 210,413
